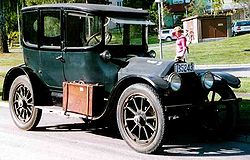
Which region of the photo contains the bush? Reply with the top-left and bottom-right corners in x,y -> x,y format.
8,31 -> 19,48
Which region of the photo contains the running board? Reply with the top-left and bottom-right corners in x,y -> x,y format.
35,105 -> 93,120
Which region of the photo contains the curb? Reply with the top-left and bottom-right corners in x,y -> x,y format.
196,64 -> 250,69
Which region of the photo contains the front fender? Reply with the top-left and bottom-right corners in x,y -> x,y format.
196,70 -> 241,89
213,72 -> 241,88
115,75 -> 169,94
102,75 -> 169,120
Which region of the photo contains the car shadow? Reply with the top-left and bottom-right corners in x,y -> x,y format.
33,122 -> 122,139
155,118 -> 250,156
33,116 -> 250,157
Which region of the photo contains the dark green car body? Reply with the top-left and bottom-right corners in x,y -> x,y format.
2,3 -> 241,154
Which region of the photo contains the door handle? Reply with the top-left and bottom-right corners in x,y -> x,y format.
56,55 -> 65,63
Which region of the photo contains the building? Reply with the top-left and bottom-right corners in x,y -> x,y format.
164,0 -> 191,28
108,0 -> 123,6
205,0 -> 247,20
182,15 -> 232,43
164,0 -> 247,28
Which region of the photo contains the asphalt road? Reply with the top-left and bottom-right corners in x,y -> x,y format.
1,104 -> 250,160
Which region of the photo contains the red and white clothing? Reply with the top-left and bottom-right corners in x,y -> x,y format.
175,35 -> 188,61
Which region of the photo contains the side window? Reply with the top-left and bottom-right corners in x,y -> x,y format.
66,12 -> 101,48
22,11 -> 38,46
41,11 -> 61,47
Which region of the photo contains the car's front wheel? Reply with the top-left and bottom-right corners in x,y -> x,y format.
117,83 -> 166,153
9,75 -> 42,130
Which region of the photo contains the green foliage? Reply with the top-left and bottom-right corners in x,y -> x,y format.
188,0 -> 206,16
188,0 -> 225,16
123,0 -> 154,9
8,31 -> 19,47
0,0 -> 9,53
233,0 -> 250,19
148,2 -> 158,25
25,0 -> 108,5
44,16 -> 60,37
211,0 -> 224,15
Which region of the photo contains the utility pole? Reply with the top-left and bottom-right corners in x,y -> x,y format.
17,2 -> 21,47
155,0 -> 163,59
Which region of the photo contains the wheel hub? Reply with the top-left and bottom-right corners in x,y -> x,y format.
18,99 -> 24,108
134,112 -> 146,126
18,99 -> 28,109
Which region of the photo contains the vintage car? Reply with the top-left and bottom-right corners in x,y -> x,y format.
2,3 -> 241,153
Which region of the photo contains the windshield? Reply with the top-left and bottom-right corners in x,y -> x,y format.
106,18 -> 152,46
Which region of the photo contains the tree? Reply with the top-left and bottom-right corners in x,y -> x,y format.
233,0 -> 250,19
25,0 -> 106,5
188,0 -> 225,16
211,0 -> 224,15
188,0 -> 206,16
0,0 -> 9,53
123,0 -> 154,9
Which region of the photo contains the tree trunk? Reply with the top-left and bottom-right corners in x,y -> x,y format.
0,1 -> 9,53
0,29 -> 9,53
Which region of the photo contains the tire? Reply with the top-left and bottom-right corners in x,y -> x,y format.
166,37 -> 172,42
201,85 -> 238,135
9,75 -> 42,130
117,83 -> 166,153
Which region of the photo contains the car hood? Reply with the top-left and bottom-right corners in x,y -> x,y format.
118,57 -> 175,80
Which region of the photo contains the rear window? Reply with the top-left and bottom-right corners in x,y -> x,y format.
22,11 -> 38,46
236,21 -> 250,26
162,30 -> 170,34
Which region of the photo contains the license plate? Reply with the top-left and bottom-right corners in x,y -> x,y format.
174,63 -> 194,73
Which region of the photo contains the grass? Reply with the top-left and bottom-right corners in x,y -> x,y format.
0,36 -> 250,95
236,78 -> 250,93
151,34 -> 250,65
0,52 -> 23,66
239,99 -> 250,125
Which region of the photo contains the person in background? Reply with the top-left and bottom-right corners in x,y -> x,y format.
173,26 -> 188,62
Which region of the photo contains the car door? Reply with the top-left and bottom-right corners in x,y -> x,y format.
39,10 -> 65,89
62,11 -> 119,93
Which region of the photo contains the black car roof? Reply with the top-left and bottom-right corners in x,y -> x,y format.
22,3 -> 149,18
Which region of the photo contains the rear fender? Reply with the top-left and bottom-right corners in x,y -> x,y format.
2,66 -> 52,105
2,65 -> 28,101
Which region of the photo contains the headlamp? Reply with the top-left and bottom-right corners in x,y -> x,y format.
165,72 -> 182,92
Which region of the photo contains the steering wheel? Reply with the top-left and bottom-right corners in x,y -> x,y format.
86,32 -> 112,46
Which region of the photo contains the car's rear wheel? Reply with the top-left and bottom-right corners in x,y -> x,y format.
201,85 -> 238,135
117,83 -> 166,153
166,37 -> 172,41
9,75 -> 42,130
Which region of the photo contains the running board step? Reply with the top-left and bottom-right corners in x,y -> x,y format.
35,106 -> 93,120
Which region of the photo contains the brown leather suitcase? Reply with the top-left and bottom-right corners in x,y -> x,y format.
63,81 -> 104,117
